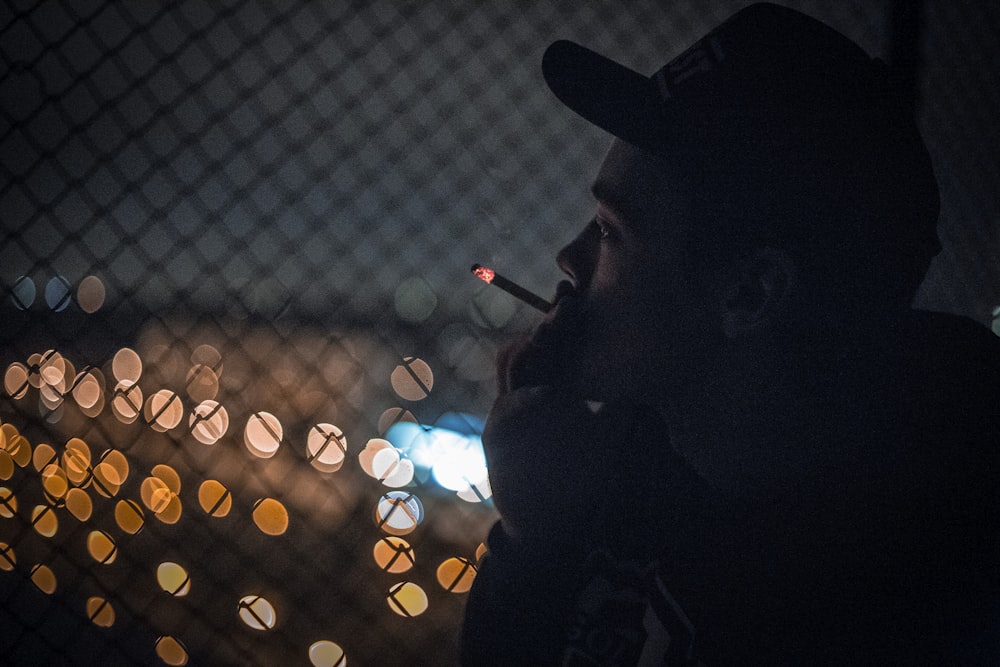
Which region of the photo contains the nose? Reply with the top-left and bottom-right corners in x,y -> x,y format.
556,220 -> 598,288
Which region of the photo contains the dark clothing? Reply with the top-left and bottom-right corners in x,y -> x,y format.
461,311 -> 1000,665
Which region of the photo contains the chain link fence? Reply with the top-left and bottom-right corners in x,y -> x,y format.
1,1 -> 997,665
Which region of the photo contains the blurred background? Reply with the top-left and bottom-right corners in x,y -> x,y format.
1,1 -> 997,665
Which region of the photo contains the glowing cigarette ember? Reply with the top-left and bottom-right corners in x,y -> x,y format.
471,264 -> 553,313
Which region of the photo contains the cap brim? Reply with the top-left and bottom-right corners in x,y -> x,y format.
542,40 -> 665,151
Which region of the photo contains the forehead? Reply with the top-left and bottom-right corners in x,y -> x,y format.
591,139 -> 693,234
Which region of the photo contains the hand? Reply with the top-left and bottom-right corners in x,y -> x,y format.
495,281 -> 583,395
483,387 -> 700,560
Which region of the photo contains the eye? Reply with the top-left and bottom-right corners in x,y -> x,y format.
593,216 -> 614,241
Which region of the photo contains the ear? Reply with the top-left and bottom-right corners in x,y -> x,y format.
720,247 -> 798,338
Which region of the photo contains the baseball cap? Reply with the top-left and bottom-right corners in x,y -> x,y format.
542,3 -> 940,263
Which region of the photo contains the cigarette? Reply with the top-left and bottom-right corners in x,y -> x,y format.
471,264 -> 552,313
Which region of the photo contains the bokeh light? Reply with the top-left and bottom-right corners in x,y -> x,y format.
191,344 -> 223,378
386,582 -> 428,617
309,640 -> 347,667
238,595 -> 277,630
185,364 -> 219,402
30,564 -> 57,594
252,498 -> 288,536
111,380 -> 143,424
390,357 -> 433,401
112,348 -> 142,384
245,412 -> 283,458
11,276 -> 35,310
86,596 -> 115,627
141,476 -> 173,514
41,463 -> 69,501
65,488 -> 93,521
63,438 -> 92,485
45,276 -> 72,311
0,487 -> 16,518
4,362 -> 30,399
436,557 -> 477,593
393,276 -> 437,323
144,389 -> 184,432
77,275 -> 106,313
374,491 -> 424,536
87,530 -> 118,565
157,562 -> 191,596
372,536 -> 415,574
114,499 -> 145,534
198,479 -> 232,517
0,542 -> 16,571
306,423 -> 347,473
155,636 -> 189,666
189,399 -> 229,445
91,450 -> 128,498
32,505 -> 58,537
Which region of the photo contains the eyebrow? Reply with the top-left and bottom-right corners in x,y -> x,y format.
590,181 -> 635,222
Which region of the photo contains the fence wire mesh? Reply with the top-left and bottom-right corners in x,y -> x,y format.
1,1 -> 998,665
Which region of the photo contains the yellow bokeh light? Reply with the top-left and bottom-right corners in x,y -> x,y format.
41,463 -> 69,500
245,412 -> 283,458
475,542 -> 488,562
155,636 -> 189,666
65,488 -> 93,521
63,438 -> 92,485
141,476 -> 173,514
4,362 -> 30,399
0,451 -> 13,480
238,595 -> 277,630
157,561 -> 191,596
252,498 -> 288,536
197,480 -> 231,517
112,348 -> 142,384
154,493 -> 183,525
91,449 -> 128,497
2,426 -> 31,468
32,442 -> 57,472
390,356 -> 434,401
436,557 -> 478,593
87,530 -> 118,565
30,563 -> 57,594
31,505 -> 58,537
151,464 -> 181,494
190,400 -> 229,445
306,423 -> 347,473
386,582 -> 428,617
144,389 -> 184,432
0,542 -> 15,571
309,640 -> 347,667
86,596 -> 115,627
77,275 -> 106,314
0,487 -> 17,518
372,536 -> 415,574
114,499 -> 145,534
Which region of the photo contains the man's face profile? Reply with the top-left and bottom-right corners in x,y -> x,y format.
555,139 -> 721,402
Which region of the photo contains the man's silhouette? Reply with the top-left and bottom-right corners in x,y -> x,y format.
461,4 -> 1000,664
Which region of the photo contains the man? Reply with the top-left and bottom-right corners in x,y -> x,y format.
461,4 -> 1000,665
